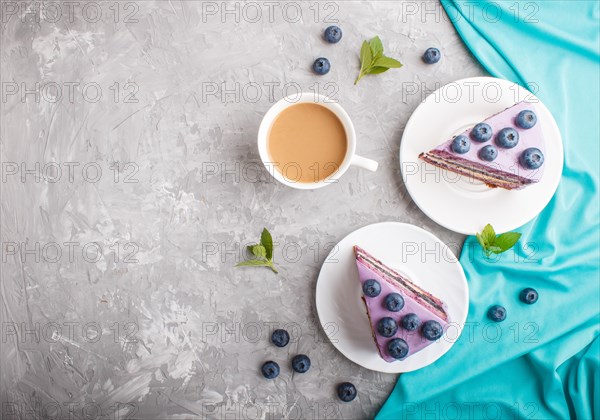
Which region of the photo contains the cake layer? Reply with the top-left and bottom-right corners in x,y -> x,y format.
420,150 -> 534,190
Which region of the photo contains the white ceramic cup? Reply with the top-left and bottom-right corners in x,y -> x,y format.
257,93 -> 379,189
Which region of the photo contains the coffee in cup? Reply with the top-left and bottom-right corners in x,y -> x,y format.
258,93 -> 378,189
268,103 -> 348,183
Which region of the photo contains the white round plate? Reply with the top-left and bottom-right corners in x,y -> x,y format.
315,222 -> 469,373
400,77 -> 563,235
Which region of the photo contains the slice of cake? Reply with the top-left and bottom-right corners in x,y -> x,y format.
354,245 -> 449,362
419,101 -> 546,190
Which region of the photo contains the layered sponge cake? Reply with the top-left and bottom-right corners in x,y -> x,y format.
419,102 -> 546,190
354,246 -> 449,362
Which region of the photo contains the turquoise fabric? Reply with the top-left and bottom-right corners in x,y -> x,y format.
377,1 -> 600,419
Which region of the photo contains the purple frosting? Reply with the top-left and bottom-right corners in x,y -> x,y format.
433,101 -> 546,181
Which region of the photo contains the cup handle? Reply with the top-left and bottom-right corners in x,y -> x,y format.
351,154 -> 379,172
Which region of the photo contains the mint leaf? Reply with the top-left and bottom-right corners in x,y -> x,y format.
355,36 -> 402,85
360,41 -> 372,72
251,244 -> 267,259
369,36 -> 383,60
373,56 -> 402,69
476,232 -> 486,249
260,228 -> 273,260
236,228 -> 278,273
495,232 -> 522,252
476,224 -> 521,259
481,224 -> 496,247
368,66 -> 391,75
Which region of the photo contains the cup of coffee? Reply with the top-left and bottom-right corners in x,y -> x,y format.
258,93 -> 379,189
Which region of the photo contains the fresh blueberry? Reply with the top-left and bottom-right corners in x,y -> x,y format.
496,127 -> 519,149
324,25 -> 342,43
422,320 -> 444,341
313,57 -> 331,75
363,279 -> 381,298
291,354 -> 311,373
377,317 -> 398,338
387,338 -> 409,359
471,123 -> 493,142
519,288 -> 539,304
401,313 -> 421,331
261,361 -> 280,379
487,305 -> 507,322
451,135 -> 471,154
516,110 -> 537,129
271,329 -> 290,347
337,382 -> 357,402
478,145 -> 498,162
519,148 -> 544,169
384,293 -> 405,312
422,47 -> 441,64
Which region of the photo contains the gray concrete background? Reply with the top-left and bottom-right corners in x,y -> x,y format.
1,1 -> 486,419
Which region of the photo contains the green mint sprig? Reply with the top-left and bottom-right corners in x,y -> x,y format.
235,228 -> 278,273
476,224 -> 522,258
355,36 -> 402,85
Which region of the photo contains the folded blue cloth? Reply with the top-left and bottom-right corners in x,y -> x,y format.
377,1 -> 600,419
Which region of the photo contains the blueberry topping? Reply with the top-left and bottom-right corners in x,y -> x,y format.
324,25 -> 343,43
384,293 -> 405,312
291,354 -> 311,373
487,305 -> 507,322
478,145 -> 498,162
451,135 -> 471,154
337,382 -> 357,402
496,127 -> 520,149
422,320 -> 444,341
271,329 -> 290,347
261,361 -> 280,379
471,123 -> 493,142
520,148 -> 544,169
312,57 -> 331,75
363,279 -> 381,297
516,110 -> 537,129
519,288 -> 539,304
422,47 -> 441,64
387,338 -> 409,359
377,317 -> 398,338
401,313 -> 421,331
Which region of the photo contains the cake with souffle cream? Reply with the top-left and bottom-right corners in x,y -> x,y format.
419,102 -> 545,190
354,246 -> 448,362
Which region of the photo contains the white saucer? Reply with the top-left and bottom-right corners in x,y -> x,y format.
400,77 -> 563,235
315,222 -> 469,373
